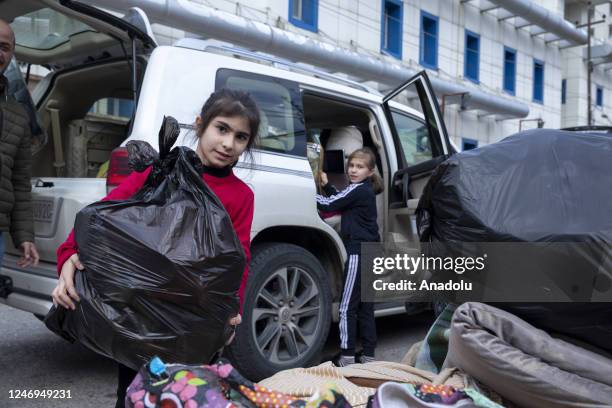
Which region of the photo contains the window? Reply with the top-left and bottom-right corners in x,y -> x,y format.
384,74 -> 448,167
216,69 -> 306,157
561,79 -> 567,104
380,0 -> 404,59
503,47 -> 516,95
289,0 -> 318,32
464,30 -> 480,83
11,8 -> 96,51
390,111 -> 432,166
420,11 -> 438,69
76,98 -> 133,178
381,0 -> 403,59
596,86 -> 603,107
533,59 -> 544,104
462,138 -> 478,151
89,98 -> 134,119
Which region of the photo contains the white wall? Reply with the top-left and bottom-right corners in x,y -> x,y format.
562,1 -> 612,127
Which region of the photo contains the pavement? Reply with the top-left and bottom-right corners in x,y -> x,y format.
0,303 -> 432,407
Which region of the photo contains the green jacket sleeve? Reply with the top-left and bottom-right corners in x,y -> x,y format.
9,118 -> 34,246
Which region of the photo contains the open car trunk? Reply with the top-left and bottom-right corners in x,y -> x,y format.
2,0 -> 156,264
6,0 -> 156,69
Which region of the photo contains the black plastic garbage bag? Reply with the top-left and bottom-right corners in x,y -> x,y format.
45,117 -> 245,370
417,128 -> 612,243
416,129 -> 612,352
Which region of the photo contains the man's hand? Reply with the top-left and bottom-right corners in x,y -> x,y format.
51,254 -> 84,310
17,241 -> 39,267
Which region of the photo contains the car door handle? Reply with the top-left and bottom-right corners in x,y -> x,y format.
34,179 -> 54,188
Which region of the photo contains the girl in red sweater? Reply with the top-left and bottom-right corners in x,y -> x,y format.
50,89 -> 259,408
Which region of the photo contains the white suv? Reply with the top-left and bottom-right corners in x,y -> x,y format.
0,1 -> 454,380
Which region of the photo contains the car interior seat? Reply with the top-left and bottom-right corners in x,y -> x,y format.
255,110 -> 282,151
321,126 -> 364,233
325,126 -> 364,190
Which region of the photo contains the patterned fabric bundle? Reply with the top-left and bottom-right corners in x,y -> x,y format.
405,304 -> 457,373
366,382 -> 502,408
126,357 -> 351,408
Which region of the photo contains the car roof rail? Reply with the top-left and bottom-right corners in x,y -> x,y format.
174,38 -> 378,95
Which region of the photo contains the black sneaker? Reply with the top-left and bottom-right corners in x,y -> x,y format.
357,355 -> 375,364
332,353 -> 355,367
355,350 -> 375,364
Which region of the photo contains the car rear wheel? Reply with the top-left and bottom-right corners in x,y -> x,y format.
227,243 -> 331,381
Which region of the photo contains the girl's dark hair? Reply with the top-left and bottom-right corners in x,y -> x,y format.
196,88 -> 260,162
347,147 -> 384,194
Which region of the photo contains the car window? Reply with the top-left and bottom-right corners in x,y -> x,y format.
11,8 -> 96,51
216,69 -> 306,157
383,74 -> 449,165
390,111 -> 432,166
89,98 -> 135,119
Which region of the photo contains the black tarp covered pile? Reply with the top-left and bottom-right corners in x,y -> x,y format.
45,117 -> 245,370
416,129 -> 612,353
417,128 -> 612,243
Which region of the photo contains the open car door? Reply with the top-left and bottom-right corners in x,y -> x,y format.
382,71 -> 454,246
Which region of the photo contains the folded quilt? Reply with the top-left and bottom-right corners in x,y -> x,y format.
443,302 -> 612,408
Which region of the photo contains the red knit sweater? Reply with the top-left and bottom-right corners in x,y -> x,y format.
56,166 -> 254,307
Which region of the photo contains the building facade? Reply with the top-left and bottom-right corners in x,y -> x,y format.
564,1 -> 612,129
144,0 -> 610,149
16,0 -> 612,149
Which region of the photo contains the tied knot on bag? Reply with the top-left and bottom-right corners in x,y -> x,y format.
125,115 -> 237,352
127,116 -> 205,181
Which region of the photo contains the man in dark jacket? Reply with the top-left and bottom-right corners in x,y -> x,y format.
0,19 -> 39,267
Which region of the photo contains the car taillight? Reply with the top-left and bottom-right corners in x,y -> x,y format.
106,147 -> 132,193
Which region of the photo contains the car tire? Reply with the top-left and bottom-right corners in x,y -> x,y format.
227,243 -> 332,381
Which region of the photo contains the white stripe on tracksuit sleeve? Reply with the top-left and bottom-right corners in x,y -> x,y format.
316,183 -> 363,212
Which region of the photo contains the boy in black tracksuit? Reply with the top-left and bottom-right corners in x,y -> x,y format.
316,156 -> 380,366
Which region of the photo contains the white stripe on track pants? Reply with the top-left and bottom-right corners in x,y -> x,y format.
338,253 -> 377,356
